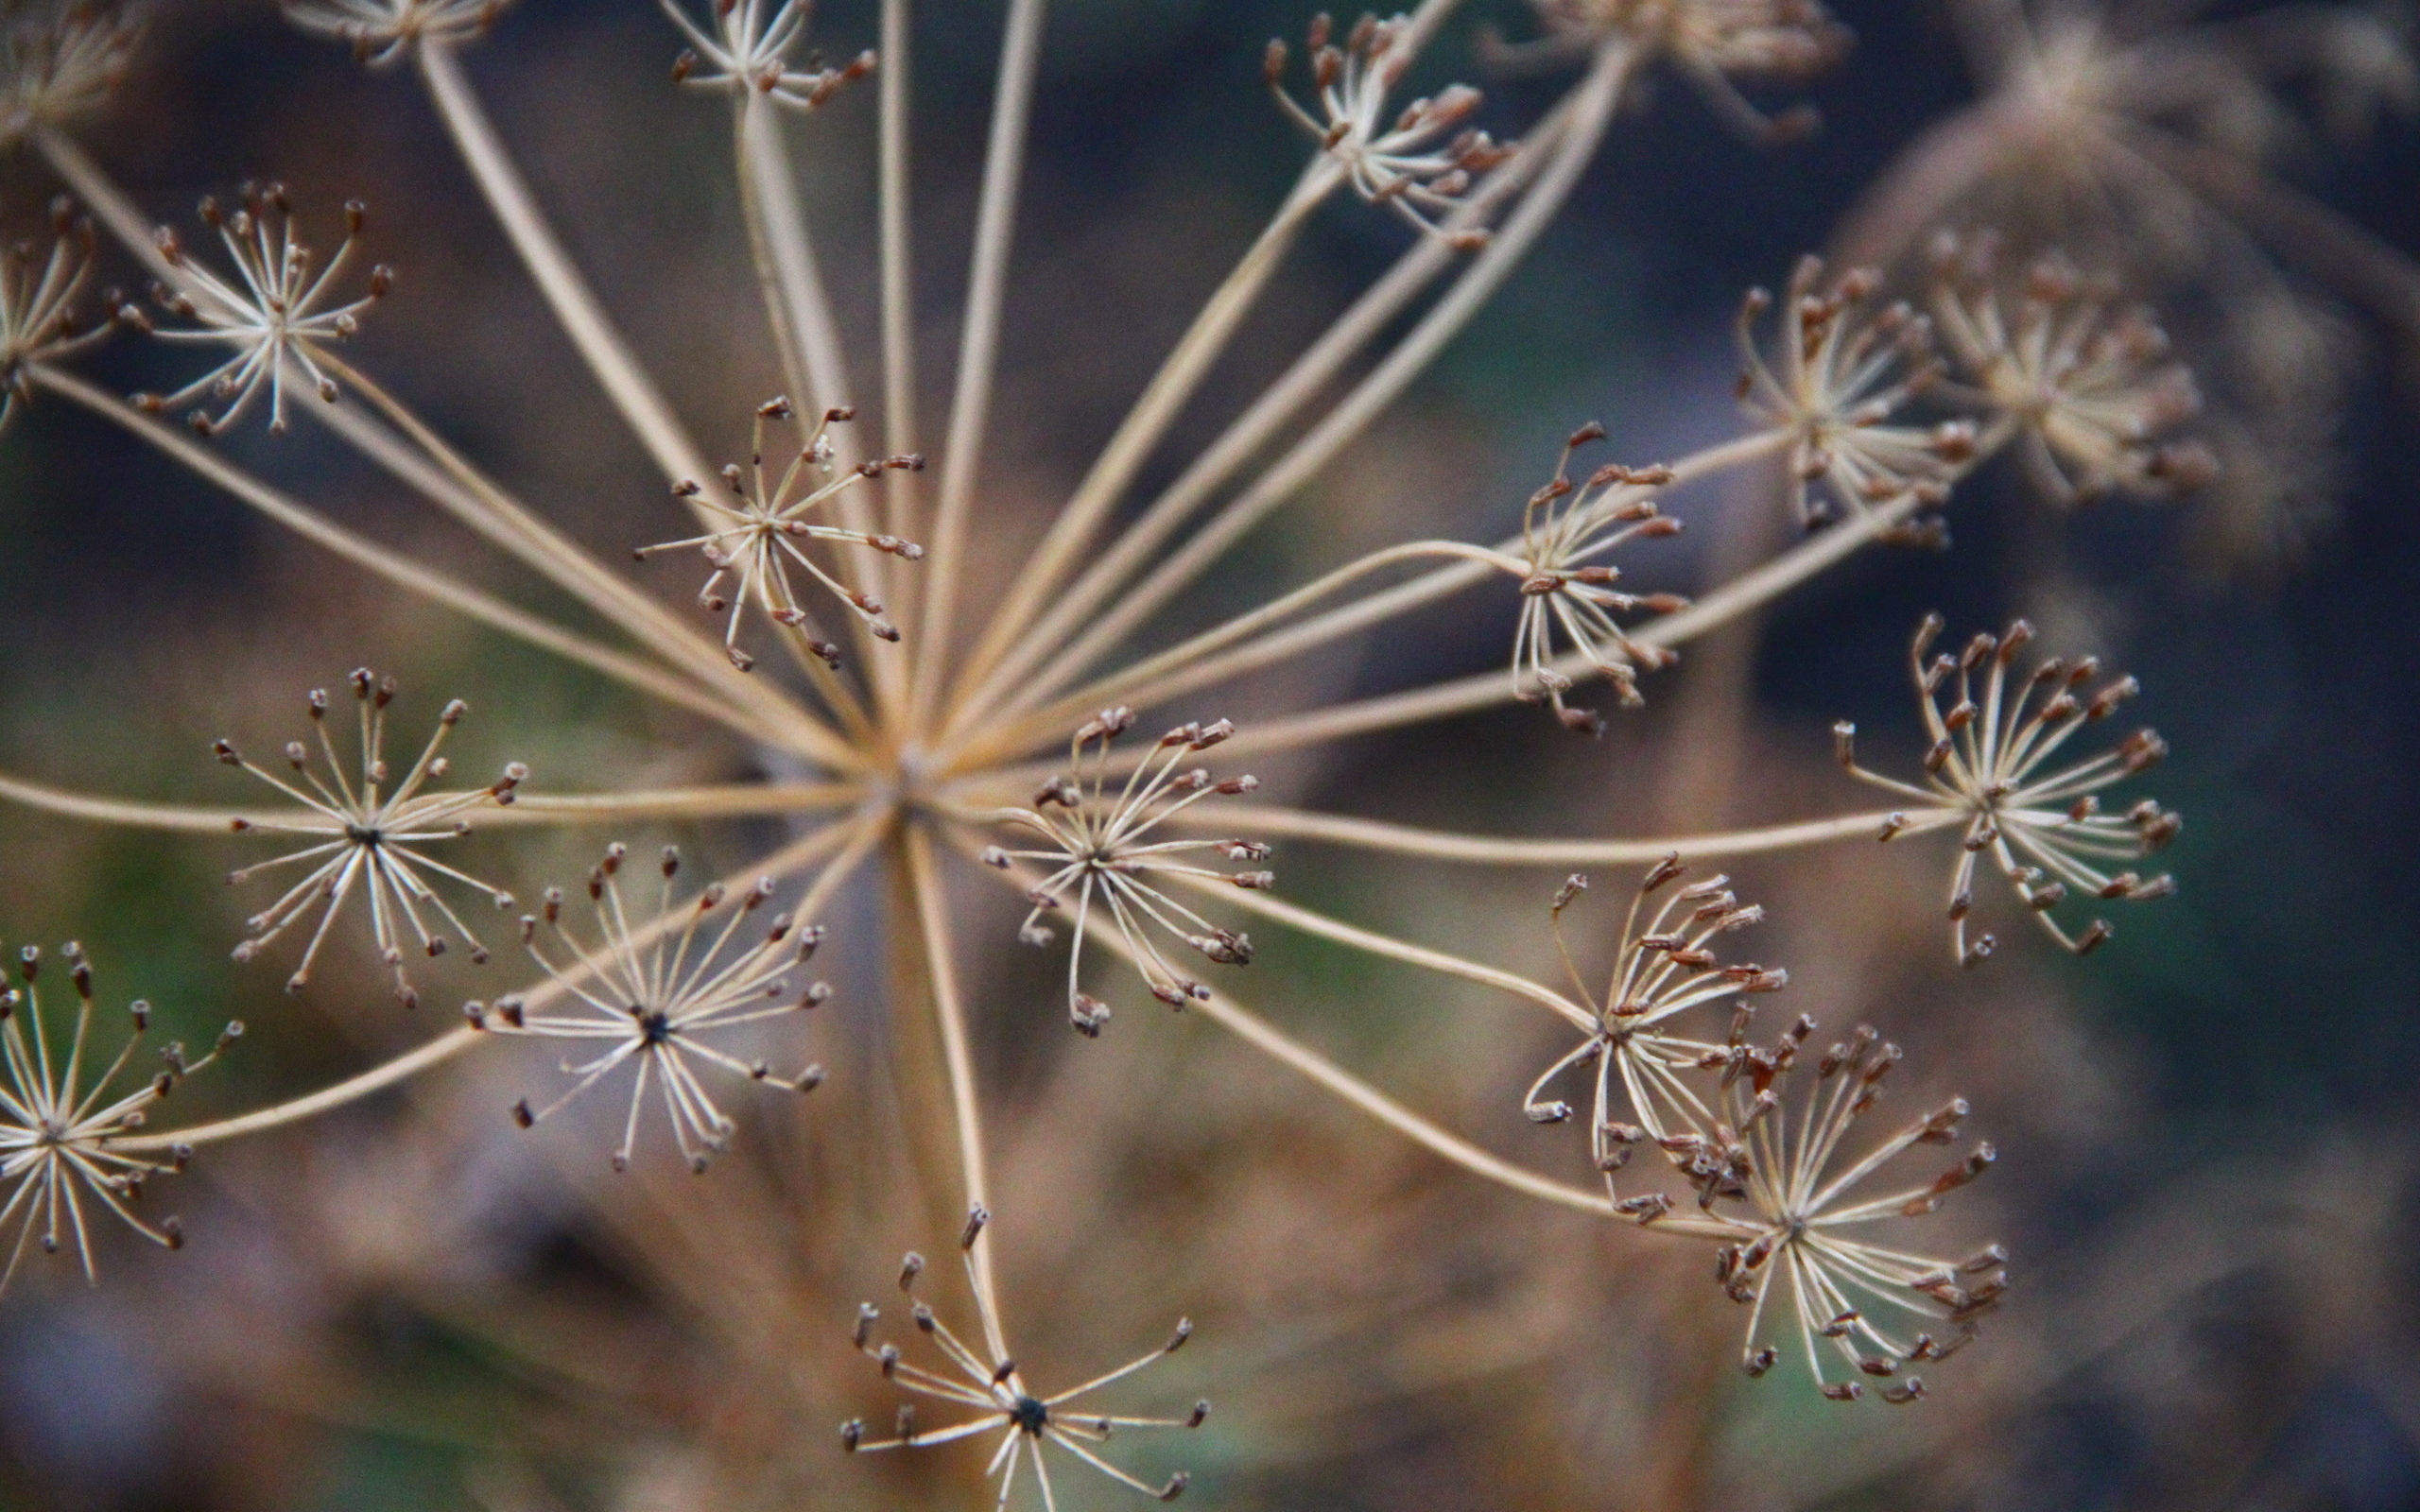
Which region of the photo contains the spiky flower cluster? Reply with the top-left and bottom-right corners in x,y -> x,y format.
1736,255 -> 1971,535
217,670 -> 526,1006
1268,12 -> 1511,248
130,183 -> 389,435
846,1208 -> 1207,1503
661,0 -> 875,107
283,0 -> 508,67
0,0 -> 133,144
641,398 -> 925,670
1525,864 -> 2001,1398
2,942 -> 240,1293
0,195 -> 105,429
1506,422 -> 1689,732
983,711 -> 1267,1036
475,843 -> 828,1173
1836,616 -> 2179,965
1929,234 -> 2215,504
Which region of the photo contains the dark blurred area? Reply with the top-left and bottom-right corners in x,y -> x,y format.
5,0 -> 2420,1508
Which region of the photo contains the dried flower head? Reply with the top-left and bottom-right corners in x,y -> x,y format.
2,941 -> 240,1293
1502,0 -> 1848,141
0,0 -> 135,145
1931,235 -> 2214,504
1267,11 -> 1511,248
845,1208 -> 1206,1503
216,669 -> 527,1006
1527,861 -> 1786,1200
638,398 -> 925,671
284,0 -> 507,65
128,183 -> 389,436
660,0 -> 873,109
1506,422 -> 1688,733
1835,615 -> 2179,965
1737,255 -> 1974,535
476,843 -> 827,1174
983,710 -> 1266,1036
1696,1020 -> 2003,1400
1,196 -> 108,431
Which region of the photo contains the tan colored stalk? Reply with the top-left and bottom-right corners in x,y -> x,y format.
959,42 -> 1638,738
1173,874 -> 1595,1031
30,368 -> 782,744
311,357 -> 864,759
112,811 -> 885,1153
945,87 -> 1596,734
904,822 -> 1011,1361
960,432 -> 1792,767
1158,803 -> 1959,863
0,772 -> 249,833
1213,490 -> 1934,763
877,0 -> 924,599
944,166 -> 1340,702
912,0 -> 1048,726
416,42 -> 717,490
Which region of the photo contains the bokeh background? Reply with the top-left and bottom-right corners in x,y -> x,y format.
5,0 -> 2420,1507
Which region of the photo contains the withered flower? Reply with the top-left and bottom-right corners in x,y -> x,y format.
1495,0 -> 1849,142
285,0 -> 508,66
1696,1020 -> 2005,1400
1502,423 -> 1688,733
218,670 -> 526,1006
477,843 -> 827,1173
1,196 -> 110,431
1835,615 -> 2179,965
129,184 -> 390,436
1931,235 -> 2214,504
1737,255 -> 1974,535
659,0 -> 874,109
0,0 -> 136,145
638,397 -> 925,671
1526,860 -> 1786,1205
2,942 -> 240,1293
845,1208 -> 1206,1503
983,710 -> 1266,1036
1267,11 -> 1511,248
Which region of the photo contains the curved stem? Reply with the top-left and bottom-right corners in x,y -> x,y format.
970,42 -> 1636,736
943,165 -> 1339,714
903,820 -> 1010,1361
310,358 -> 852,764
913,0 -> 1048,726
1157,803 -> 1955,864
949,541 -> 1518,770
29,367 -> 775,743
1169,874 -> 1594,1030
1212,491 -> 1930,763
0,770 -> 249,833
114,811 -> 886,1153
415,41 -> 717,490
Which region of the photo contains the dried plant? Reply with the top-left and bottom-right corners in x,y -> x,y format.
0,0 -> 2395,1502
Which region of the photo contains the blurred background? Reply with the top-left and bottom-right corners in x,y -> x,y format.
5,0 -> 2420,1507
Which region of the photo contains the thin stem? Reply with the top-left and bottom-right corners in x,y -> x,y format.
416,41 -> 717,490
0,771 -> 248,833
311,357 -> 852,764
497,781 -> 867,824
971,42 -> 1636,734
1153,803 -> 1956,864
1211,492 -> 1928,763
945,166 -> 1338,712
1169,874 -> 1594,1030
903,820 -> 1010,1362
30,367 -> 778,743
911,0 -> 1047,723
877,0 -> 923,600
110,1025 -> 486,1153
33,127 -> 175,284
950,81 -> 1598,735
115,812 -> 881,1153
